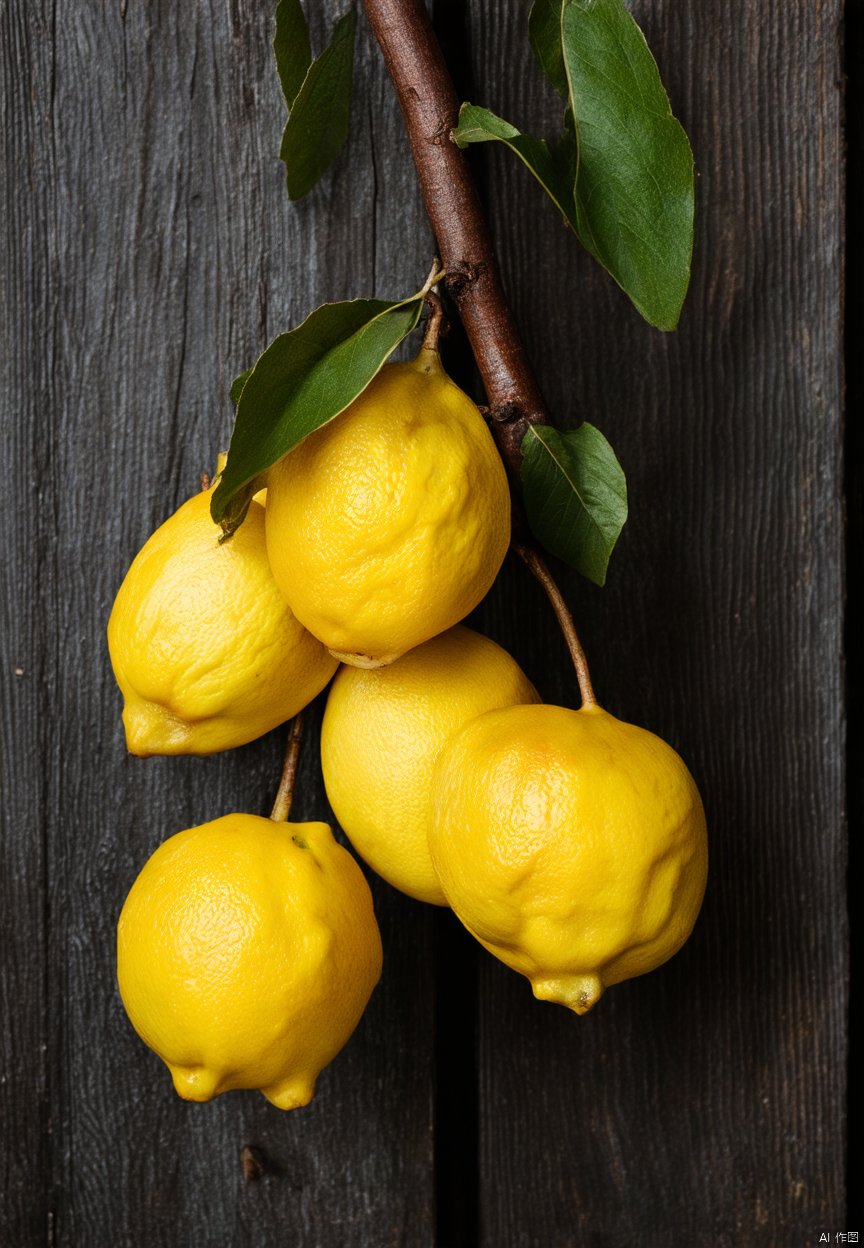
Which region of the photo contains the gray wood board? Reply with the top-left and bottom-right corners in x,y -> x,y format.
0,0 -> 846,1245
466,0 -> 847,1243
2,1 -> 436,1245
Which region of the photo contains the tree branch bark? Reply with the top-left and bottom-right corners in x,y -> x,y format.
362,0 -> 550,472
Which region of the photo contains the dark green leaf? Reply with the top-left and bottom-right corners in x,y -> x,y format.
560,0 -> 694,330
229,368 -> 252,407
521,423 -> 627,586
273,0 -> 311,108
528,0 -> 567,96
211,291 -> 427,536
456,0 -> 694,329
279,8 -> 356,200
558,102 -> 578,183
452,104 -> 575,227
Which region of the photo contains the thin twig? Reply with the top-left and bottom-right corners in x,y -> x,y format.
420,257 -> 445,295
513,543 -> 597,709
270,712 -> 306,823
362,0 -> 550,473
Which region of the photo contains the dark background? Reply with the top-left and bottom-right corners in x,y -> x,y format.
1,1 -> 849,1245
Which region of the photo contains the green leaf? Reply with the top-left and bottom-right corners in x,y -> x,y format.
521,423 -> 627,586
529,0 -> 568,96
560,0 -> 694,330
211,289 -> 428,536
229,368 -> 252,407
273,0 -> 311,108
279,8 -> 356,200
456,0 -> 694,330
452,104 -> 575,228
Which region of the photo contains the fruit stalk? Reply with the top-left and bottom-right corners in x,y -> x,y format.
513,543 -> 596,708
420,290 -> 445,355
270,711 -> 306,822
362,0 -> 549,470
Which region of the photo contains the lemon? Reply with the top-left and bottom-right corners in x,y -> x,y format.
117,813 -> 382,1109
108,484 -> 337,755
320,625 -> 539,905
429,703 -> 708,1013
264,348 -> 511,666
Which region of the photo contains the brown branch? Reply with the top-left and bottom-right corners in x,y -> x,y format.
362,0 -> 550,472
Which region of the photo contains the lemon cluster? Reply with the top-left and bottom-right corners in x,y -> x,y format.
110,341 -> 706,1112
322,635 -> 708,1016
110,345 -> 510,1109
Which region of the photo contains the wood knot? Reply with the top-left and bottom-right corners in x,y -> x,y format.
429,117 -> 450,146
489,401 -> 523,425
444,262 -> 486,301
240,1144 -> 267,1183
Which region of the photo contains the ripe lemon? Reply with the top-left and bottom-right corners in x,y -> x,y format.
428,703 -> 708,1013
117,813 -> 382,1109
264,348 -> 511,666
320,625 -> 539,905
108,484 -> 337,755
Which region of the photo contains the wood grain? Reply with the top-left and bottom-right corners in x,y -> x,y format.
0,0 -> 846,1244
2,1 -> 436,1244
466,0 -> 847,1243
0,2 -> 53,1241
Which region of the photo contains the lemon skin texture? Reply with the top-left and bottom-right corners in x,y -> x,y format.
321,625 -> 540,905
108,488 -> 337,755
429,703 -> 708,1014
264,353 -> 511,667
117,814 -> 383,1109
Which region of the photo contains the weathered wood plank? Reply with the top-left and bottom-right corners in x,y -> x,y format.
2,0 -> 848,1243
1,0 -> 436,1243
0,0 -> 54,1241
844,2 -> 863,1231
467,0 -> 846,1242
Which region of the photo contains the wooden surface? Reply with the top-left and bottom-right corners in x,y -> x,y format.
0,1 -> 846,1245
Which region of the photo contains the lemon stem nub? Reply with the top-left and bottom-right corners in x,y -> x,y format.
513,543 -> 597,709
270,711 -> 306,822
420,290 -> 445,357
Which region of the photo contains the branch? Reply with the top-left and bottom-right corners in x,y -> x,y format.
362,0 -> 550,472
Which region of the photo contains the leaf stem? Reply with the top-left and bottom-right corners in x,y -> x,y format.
362,0 -> 550,473
420,257 -> 446,296
270,712 -> 306,823
513,543 -> 597,708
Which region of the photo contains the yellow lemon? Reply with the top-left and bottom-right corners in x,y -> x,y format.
264,349 -> 511,666
117,813 -> 382,1109
428,703 -> 708,1013
320,625 -> 540,905
108,484 -> 337,755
